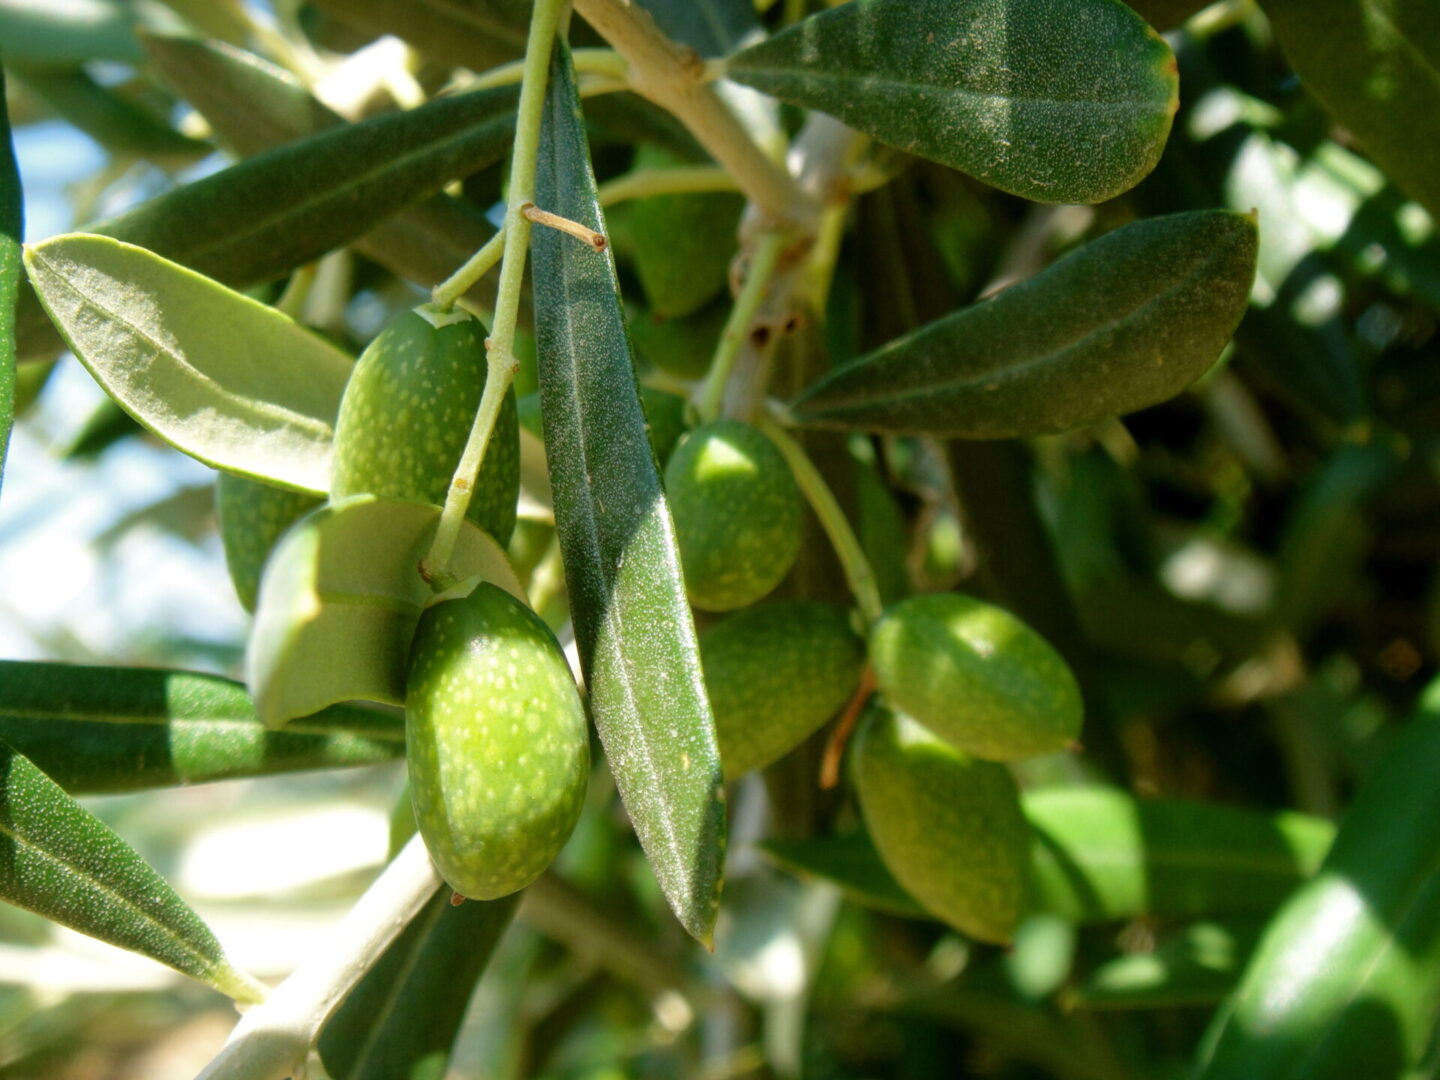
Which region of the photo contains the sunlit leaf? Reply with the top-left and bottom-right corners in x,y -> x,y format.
1261,0 -> 1440,219
0,743 -> 266,1002
726,0 -> 1178,204
791,211 -> 1258,438
0,0 -> 141,64
532,42 -> 726,945
1195,676 -> 1440,1078
24,233 -> 353,493
0,661 -> 402,795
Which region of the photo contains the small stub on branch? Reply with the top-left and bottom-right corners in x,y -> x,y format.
521,202 -> 607,251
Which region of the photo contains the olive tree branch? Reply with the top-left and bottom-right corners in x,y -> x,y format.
195,835 -> 442,1080
571,0 -> 816,229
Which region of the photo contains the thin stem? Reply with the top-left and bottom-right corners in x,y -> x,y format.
758,415 -> 883,624
423,0 -> 569,581
572,0 -> 815,228
522,202 -> 607,250
431,228 -> 505,312
697,230 -> 788,423
597,165 -> 739,206
468,46 -> 629,91
195,836 -> 442,1080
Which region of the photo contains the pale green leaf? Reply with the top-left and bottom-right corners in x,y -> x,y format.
23,233 -> 353,493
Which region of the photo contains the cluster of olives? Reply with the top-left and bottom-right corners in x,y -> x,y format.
221,298 -> 1085,942
662,416 -> 1083,944
222,303 -> 587,901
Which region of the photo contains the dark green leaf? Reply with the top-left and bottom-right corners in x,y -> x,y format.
246,495 -> 524,728
0,0 -> 141,64
1073,919 -> 1266,1011
309,0 -> 530,71
1195,676 -> 1440,1079
1260,0 -> 1440,219
1028,786 -> 1335,923
307,0 -> 701,158
725,0 -> 1178,204
533,42 -> 726,946
9,65 -> 210,165
639,0 -> 759,57
142,34 -> 500,300
16,81 -> 518,361
0,68 -> 20,499
24,233 -> 354,493
1123,0 -> 1210,29
764,790 -> 1333,925
759,832 -> 928,918
791,210 -> 1258,439
319,889 -> 519,1080
0,742 -> 265,1001
0,661 -> 402,795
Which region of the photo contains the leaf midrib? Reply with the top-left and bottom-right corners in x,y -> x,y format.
29,249 -> 335,440
0,813 -> 221,979
802,237 -> 1229,413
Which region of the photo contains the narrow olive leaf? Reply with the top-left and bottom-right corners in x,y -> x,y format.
759,833 -> 928,918
533,42 -> 726,945
318,889 -> 519,1080
1261,0 -> 1440,220
24,233 -> 352,493
1195,677 -> 1440,1079
1027,787 -> 1335,924
639,0 -> 760,57
0,0 -> 141,64
0,742 -> 266,1002
307,0 -> 702,160
10,65 -> 210,165
0,662 -> 402,795
1123,0 -> 1211,29
247,495 -> 525,729
764,790 -> 1334,925
791,210 -> 1259,439
15,82 -> 518,361
1073,919 -> 1266,1011
141,34 -> 499,298
725,0 -> 1178,204
0,68 -> 22,498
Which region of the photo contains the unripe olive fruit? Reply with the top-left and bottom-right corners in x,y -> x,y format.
405,583 -> 589,900
331,305 -> 520,545
215,472 -> 321,612
701,602 -> 865,778
664,419 -> 802,612
869,592 -> 1082,761
854,707 -> 1029,944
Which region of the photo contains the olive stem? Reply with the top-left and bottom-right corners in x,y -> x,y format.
819,666 -> 876,790
431,228 -> 505,313
423,0 -> 569,580
596,165 -> 738,206
758,414 -> 884,625
195,835 -> 442,1080
521,202 -> 607,250
696,229 -> 788,424
466,46 -> 629,91
572,0 -> 816,229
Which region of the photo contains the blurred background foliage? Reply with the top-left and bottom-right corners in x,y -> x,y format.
0,0 -> 1438,1078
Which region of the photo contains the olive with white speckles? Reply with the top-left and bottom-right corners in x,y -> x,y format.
702,602 -> 865,778
665,420 -> 801,612
854,707 -> 1029,944
405,583 -> 589,900
215,472 -> 321,612
869,593 -> 1082,762
331,304 -> 520,544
